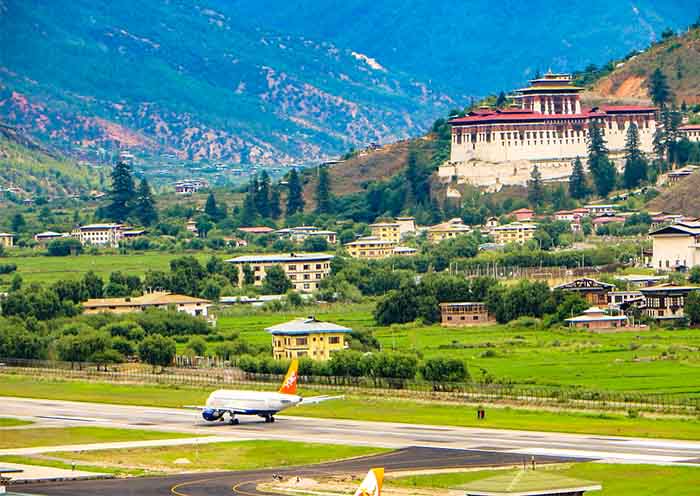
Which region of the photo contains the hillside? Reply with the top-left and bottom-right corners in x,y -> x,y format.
648,171 -> 700,217
589,25 -> 700,104
0,0 -> 453,166
0,123 -> 101,198
0,1 -> 694,166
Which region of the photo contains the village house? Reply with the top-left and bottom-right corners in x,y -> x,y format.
638,284 -> 700,320
345,236 -> 397,259
0,233 -> 14,249
510,208 -> 535,222
392,246 -> 418,257
266,317 -> 351,360
584,204 -> 617,216
440,302 -> 495,327
82,292 -> 213,319
427,218 -> 472,243
648,221 -> 700,271
369,221 -> 401,243
566,307 -> 629,330
554,278 -> 615,306
395,216 -> 417,238
174,179 -> 208,194
33,231 -> 68,246
73,224 -> 123,248
238,226 -> 276,235
225,253 -> 333,292
275,226 -> 337,244
680,124 -> 700,143
491,222 -> 537,245
607,290 -> 644,311
666,165 -> 699,184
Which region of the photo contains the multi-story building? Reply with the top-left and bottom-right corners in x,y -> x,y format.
266,317 -> 351,361
345,236 -> 397,259
83,292 -> 212,319
395,217 -> 417,238
639,284 -> 700,320
0,233 -> 14,249
225,253 -> 333,292
554,278 -> 615,306
584,204 -> 617,216
680,124 -> 700,143
369,222 -> 401,243
441,72 -> 656,189
428,218 -> 472,243
275,226 -> 337,244
74,224 -> 122,248
440,302 -> 495,327
648,221 -> 700,271
491,222 -> 537,245
174,179 -> 208,194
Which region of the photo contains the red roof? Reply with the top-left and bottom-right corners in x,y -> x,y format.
239,226 -> 275,234
449,106 -> 655,126
681,124 -> 700,131
593,216 -> 625,225
511,208 -> 534,214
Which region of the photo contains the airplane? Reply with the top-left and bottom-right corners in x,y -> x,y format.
354,468 -> 384,496
190,359 -> 342,425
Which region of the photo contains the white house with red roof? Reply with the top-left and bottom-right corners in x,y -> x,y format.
439,72 -> 657,190
680,124 -> 700,143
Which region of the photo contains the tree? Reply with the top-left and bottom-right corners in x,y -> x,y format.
204,193 -> 225,222
135,178 -> 158,226
587,122 -> 616,197
195,215 -> 213,239
11,213 -> 25,234
56,330 -> 111,365
47,238 -> 82,256
315,166 -> 333,214
242,264 -> 255,285
83,271 -> 103,298
685,291 -> 700,326
420,357 -> 469,384
169,256 -> 206,296
527,165 -> 544,206
569,157 -> 588,199
269,185 -> 282,219
138,334 -> 176,371
646,68 -> 673,108
495,91 -> 507,108
689,266 -> 700,284
256,172 -> 271,217
262,265 -> 292,294
286,169 -> 305,216
52,279 -> 88,304
623,123 -> 648,189
240,186 -> 258,226
185,336 -> 207,356
106,161 -> 136,222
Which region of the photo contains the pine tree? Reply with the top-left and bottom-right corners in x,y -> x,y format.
569,157 -> 588,199
286,169 -> 304,216
269,185 -> 281,219
315,166 -> 332,214
240,191 -> 257,226
527,165 -> 544,206
256,172 -> 270,218
106,161 -> 136,222
623,123 -> 648,189
586,122 -> 616,197
495,91 -> 508,108
204,192 -> 224,221
646,68 -> 673,108
135,178 -> 158,226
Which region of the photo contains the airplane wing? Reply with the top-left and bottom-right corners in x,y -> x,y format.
300,395 -> 344,405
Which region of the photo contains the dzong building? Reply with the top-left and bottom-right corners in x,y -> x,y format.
441,72 -> 657,190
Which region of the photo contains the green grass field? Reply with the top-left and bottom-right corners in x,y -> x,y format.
391,463 -> 700,496
2,375 -> 700,440
0,418 -> 33,427
0,252 -> 211,287
0,454 -> 149,476
52,440 -> 385,472
0,426 -> 192,449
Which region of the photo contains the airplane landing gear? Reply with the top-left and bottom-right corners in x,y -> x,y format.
264,415 -> 275,423
229,416 -> 239,425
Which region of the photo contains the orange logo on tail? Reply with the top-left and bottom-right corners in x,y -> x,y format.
279,359 -> 299,395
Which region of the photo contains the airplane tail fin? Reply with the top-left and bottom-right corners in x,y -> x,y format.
278,359 -> 299,395
353,468 -> 384,496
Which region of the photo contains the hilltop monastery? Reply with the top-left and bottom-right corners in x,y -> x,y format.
439,72 -> 657,191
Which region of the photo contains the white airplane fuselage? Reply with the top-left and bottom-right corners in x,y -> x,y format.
203,389 -> 302,420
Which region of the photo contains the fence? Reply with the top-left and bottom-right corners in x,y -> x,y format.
1,357 -> 698,414
456,264 -> 620,284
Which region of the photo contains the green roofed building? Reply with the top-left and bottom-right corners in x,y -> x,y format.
460,470 -> 601,496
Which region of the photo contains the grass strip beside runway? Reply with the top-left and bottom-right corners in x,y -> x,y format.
391,463 -> 700,496
50,440 -> 387,473
0,426 -> 193,449
0,418 -> 33,427
3,374 -> 700,441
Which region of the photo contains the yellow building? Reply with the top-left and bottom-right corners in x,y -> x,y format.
345,236 -> 397,259
369,222 -> 401,243
427,218 -> 471,243
491,222 -> 537,245
266,317 -> 351,360
225,253 -> 333,293
82,292 -> 212,318
0,233 -> 14,249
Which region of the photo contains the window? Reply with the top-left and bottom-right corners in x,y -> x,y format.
328,336 -> 340,344
296,337 -> 308,346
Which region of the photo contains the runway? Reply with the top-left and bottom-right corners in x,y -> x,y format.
17,447 -> 585,496
3,397 -> 700,465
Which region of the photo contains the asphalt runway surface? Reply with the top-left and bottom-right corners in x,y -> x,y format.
16,447 -> 586,496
